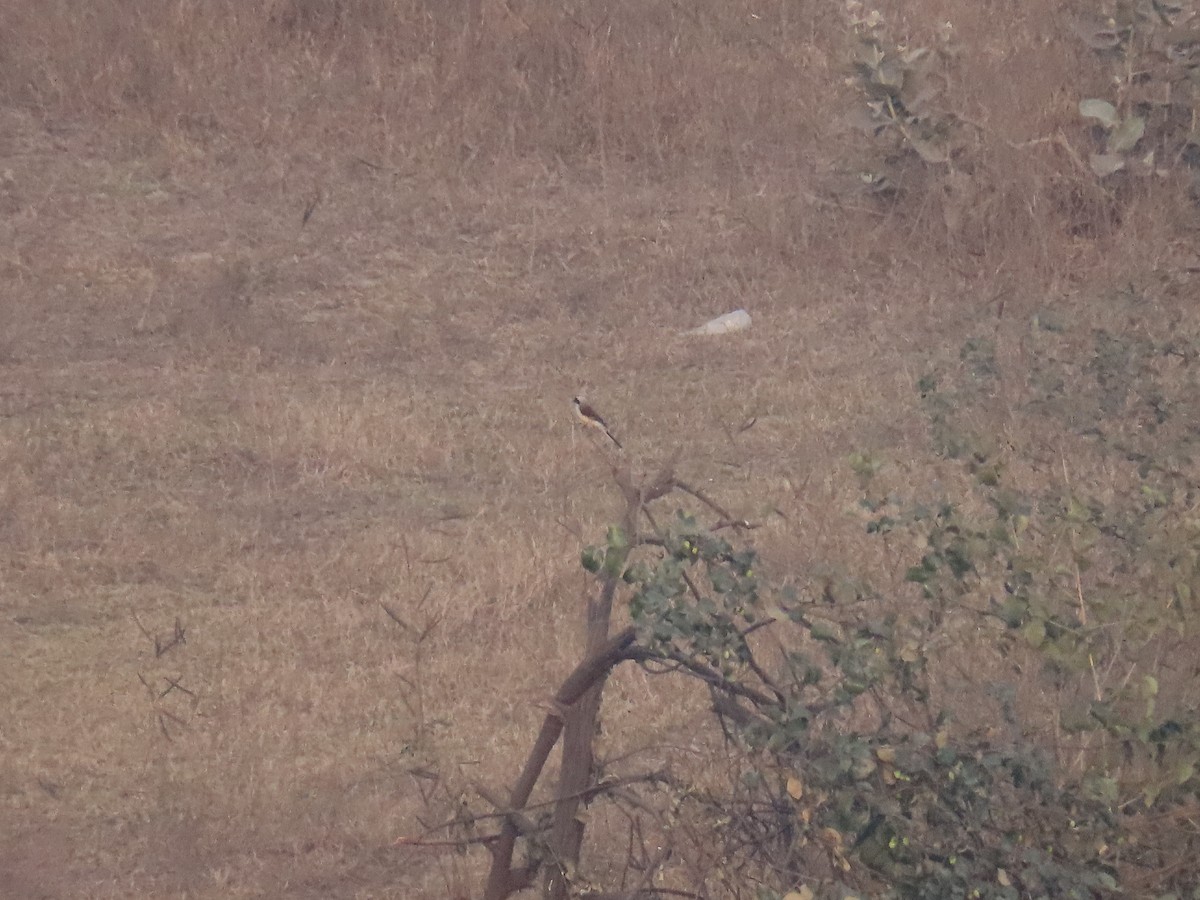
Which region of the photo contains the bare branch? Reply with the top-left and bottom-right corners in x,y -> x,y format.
628,645 -> 782,713
671,479 -> 744,527
484,627 -> 639,900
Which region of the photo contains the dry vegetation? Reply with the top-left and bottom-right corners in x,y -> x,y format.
1,1 -> 1198,897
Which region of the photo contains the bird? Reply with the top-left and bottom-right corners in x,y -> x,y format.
572,396 -> 622,449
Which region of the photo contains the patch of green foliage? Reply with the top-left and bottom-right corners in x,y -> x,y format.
594,283 -> 1200,897
844,0 -> 965,171
1076,0 -> 1200,182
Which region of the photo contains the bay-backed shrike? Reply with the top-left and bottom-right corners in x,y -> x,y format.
572,396 -> 622,449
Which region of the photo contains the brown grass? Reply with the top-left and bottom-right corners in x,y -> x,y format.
1,1 -> 1198,896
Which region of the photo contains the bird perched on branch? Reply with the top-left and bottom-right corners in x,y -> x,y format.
572,396 -> 622,449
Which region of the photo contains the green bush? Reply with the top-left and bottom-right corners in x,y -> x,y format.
606,283 -> 1200,897
1076,0 -> 1200,182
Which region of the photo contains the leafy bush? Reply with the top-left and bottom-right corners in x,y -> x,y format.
600,283 -> 1200,897
844,0 -> 965,170
618,511 -> 1120,898
1075,0 -> 1200,182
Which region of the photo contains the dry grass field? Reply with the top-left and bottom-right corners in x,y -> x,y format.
2,1 -> 1198,897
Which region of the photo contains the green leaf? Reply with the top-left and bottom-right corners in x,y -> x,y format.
606,524 -> 629,551
1109,115 -> 1145,154
997,596 -> 1028,627
622,561 -> 650,584
581,546 -> 602,573
945,545 -> 974,579
1079,98 -> 1119,128
1176,758 -> 1196,785
809,618 -> 844,643
877,58 -> 905,88
1089,153 -> 1126,177
848,451 -> 885,480
1143,781 -> 1163,808
603,525 -> 630,577
1141,484 -> 1169,507
1022,618 -> 1046,648
909,134 -> 951,164
1142,675 -> 1159,699
856,39 -> 885,69
906,558 -> 937,584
